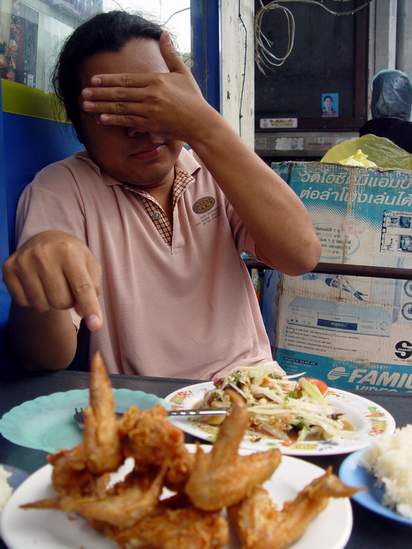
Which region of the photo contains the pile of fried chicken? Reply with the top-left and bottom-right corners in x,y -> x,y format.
22,353 -> 358,548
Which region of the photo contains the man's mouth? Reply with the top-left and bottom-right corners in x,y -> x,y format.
130,144 -> 165,160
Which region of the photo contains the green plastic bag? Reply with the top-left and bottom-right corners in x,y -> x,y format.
321,134 -> 412,171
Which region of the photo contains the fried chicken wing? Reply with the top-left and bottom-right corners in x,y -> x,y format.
48,444 -> 110,497
105,506 -> 229,549
118,405 -> 142,433
24,466 -> 166,529
83,352 -> 122,474
164,446 -> 195,492
185,398 -> 281,510
48,353 -> 121,496
121,405 -> 184,467
228,467 -> 360,549
120,404 -> 194,490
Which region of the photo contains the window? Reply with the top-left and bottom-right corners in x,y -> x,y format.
0,0 -> 190,91
254,2 -> 368,131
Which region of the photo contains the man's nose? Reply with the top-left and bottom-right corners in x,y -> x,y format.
126,129 -> 165,143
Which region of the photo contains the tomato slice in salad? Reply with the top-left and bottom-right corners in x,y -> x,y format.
298,377 -> 328,395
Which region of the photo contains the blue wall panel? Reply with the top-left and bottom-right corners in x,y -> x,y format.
0,83 -> 10,328
191,0 -> 220,111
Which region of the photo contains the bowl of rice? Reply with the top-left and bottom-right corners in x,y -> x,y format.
339,425 -> 412,525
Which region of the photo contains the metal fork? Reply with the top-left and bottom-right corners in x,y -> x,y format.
73,372 -> 306,428
285,371 -> 306,379
73,406 -> 228,429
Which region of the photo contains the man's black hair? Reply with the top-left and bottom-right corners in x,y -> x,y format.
52,11 -> 163,140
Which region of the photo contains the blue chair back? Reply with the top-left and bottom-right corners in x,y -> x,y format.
0,80 -> 83,377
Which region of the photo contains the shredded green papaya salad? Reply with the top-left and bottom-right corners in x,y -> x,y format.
200,363 -> 353,443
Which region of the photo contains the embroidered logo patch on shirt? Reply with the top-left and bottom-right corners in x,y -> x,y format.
192,196 -> 216,214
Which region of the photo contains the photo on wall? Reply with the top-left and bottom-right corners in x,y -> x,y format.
321,92 -> 339,118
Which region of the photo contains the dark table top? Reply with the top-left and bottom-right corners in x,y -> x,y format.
1,370 -> 411,548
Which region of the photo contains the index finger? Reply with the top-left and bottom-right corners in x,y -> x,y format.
81,86 -> 147,101
90,73 -> 152,88
63,263 -> 102,331
159,32 -> 188,74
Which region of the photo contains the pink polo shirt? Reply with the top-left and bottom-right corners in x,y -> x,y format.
16,148 -> 272,379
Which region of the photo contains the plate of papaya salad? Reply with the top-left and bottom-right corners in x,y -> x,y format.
165,363 -> 395,456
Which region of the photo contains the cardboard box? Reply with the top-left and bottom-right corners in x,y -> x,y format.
272,161 -> 412,394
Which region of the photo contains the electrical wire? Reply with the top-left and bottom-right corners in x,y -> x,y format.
238,0 -> 248,135
255,3 -> 295,73
255,0 -> 373,75
162,7 -> 190,27
260,0 -> 373,17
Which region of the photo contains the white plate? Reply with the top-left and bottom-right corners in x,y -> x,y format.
165,382 -> 396,456
1,445 -> 353,549
0,465 -> 29,540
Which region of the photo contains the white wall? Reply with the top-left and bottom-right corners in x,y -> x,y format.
371,0 -> 398,73
220,0 -> 255,148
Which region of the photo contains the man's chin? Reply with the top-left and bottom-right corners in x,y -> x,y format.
119,163 -> 174,188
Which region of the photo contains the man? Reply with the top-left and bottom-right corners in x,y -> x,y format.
3,12 -> 320,378
360,69 -> 412,153
322,95 -> 337,117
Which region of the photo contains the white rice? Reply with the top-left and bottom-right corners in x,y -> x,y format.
0,465 -> 12,511
363,424 -> 412,518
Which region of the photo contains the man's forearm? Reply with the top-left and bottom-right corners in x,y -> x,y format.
9,303 -> 78,370
188,107 -> 321,275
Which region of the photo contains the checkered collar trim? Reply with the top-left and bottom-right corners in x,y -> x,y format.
123,167 -> 195,246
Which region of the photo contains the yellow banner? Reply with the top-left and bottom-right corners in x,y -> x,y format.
1,80 -> 69,122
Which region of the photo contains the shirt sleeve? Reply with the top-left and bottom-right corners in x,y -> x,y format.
15,161 -> 87,330
225,200 -> 257,257
16,161 -> 87,248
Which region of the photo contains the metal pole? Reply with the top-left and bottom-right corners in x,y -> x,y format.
244,260 -> 412,281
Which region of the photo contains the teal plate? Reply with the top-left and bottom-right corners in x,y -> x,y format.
0,389 -> 170,453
